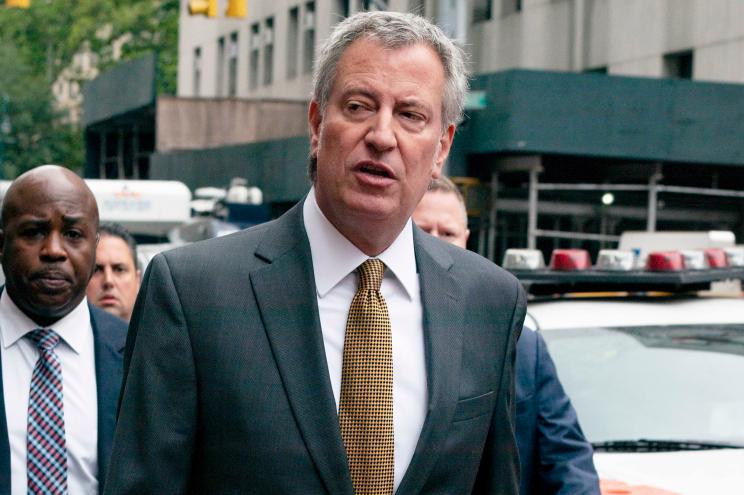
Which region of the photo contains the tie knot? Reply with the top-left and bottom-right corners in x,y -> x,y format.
357,258 -> 385,291
27,328 -> 60,352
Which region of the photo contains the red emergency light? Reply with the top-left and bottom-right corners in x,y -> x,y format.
646,251 -> 685,272
704,248 -> 728,268
549,249 -> 591,271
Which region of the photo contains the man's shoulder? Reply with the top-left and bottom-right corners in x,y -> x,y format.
89,304 -> 127,330
89,304 -> 128,348
416,230 -> 521,290
161,204 -> 304,266
163,221 -> 274,261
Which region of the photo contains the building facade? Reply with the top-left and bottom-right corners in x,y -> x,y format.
159,0 -> 744,260
178,0 -> 744,101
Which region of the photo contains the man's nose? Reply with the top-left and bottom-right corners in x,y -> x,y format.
365,111 -> 397,152
102,267 -> 114,288
40,232 -> 66,261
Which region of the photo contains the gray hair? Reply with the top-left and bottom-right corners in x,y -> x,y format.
312,10 -> 469,128
309,11 -> 469,180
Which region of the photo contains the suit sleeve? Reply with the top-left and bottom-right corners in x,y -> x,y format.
473,277 -> 526,494
103,254 -> 197,495
534,332 -> 601,495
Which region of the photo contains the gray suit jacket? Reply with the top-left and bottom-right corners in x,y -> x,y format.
104,201 -> 527,494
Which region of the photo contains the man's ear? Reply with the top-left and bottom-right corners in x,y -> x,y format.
432,124 -> 456,179
309,100 -> 322,158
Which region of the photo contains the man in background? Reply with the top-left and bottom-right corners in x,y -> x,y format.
87,223 -> 141,322
0,165 -> 126,494
413,176 -> 600,495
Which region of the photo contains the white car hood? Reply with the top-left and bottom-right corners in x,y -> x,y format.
595,449 -> 744,494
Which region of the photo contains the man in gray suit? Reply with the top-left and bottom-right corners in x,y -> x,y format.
105,11 -> 526,495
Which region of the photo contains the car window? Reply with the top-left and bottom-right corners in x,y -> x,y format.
542,324 -> 744,446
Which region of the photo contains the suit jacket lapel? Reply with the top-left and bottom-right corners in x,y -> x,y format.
90,306 -> 126,493
396,230 -> 465,495
250,203 -> 354,495
0,294 -> 125,495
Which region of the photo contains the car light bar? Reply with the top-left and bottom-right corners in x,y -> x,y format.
502,249 -> 546,270
705,248 -> 728,268
725,247 -> 744,267
505,247 -> 744,295
596,249 -> 635,271
549,249 -> 591,271
682,250 -> 708,270
646,251 -> 686,272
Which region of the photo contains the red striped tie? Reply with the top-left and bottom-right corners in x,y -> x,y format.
26,328 -> 68,495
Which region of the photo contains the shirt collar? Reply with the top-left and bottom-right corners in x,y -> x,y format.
303,187 -> 418,300
0,289 -> 91,354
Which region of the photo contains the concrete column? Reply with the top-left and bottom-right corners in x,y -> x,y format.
527,166 -> 539,249
487,170 -> 499,261
647,163 -> 663,232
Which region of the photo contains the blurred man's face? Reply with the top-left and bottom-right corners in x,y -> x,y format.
412,190 -> 470,248
87,235 -> 141,321
309,38 -> 455,244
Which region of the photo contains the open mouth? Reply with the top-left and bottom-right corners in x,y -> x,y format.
360,165 -> 391,177
356,161 -> 395,180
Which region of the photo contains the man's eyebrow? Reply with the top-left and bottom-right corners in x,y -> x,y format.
340,87 -> 378,100
397,98 -> 432,112
16,218 -> 49,227
62,215 -> 85,225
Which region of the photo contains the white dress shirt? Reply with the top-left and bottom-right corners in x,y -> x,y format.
0,291 -> 99,495
303,188 -> 427,490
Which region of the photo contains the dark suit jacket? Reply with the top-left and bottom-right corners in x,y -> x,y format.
0,301 -> 127,494
105,201 -> 527,494
515,328 -> 600,495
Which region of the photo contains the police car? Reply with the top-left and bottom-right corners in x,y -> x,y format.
506,245 -> 744,495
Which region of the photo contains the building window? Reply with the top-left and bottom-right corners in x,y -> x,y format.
473,0 -> 491,21
502,0 -> 522,16
362,0 -> 388,10
303,2 -> 315,74
664,50 -> 693,79
249,23 -> 260,90
333,0 -> 349,19
263,17 -> 274,86
217,36 -> 225,96
585,66 -> 608,74
228,32 -> 239,96
408,0 -> 424,15
287,7 -> 299,79
193,47 -> 202,96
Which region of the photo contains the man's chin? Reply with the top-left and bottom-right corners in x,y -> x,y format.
100,305 -> 124,319
20,297 -> 79,326
343,193 -> 400,221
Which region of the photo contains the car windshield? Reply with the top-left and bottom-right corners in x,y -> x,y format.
542,324 -> 744,448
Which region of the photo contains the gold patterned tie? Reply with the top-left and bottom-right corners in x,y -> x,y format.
339,258 -> 394,495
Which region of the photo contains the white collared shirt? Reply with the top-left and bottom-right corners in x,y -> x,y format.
0,291 -> 99,495
303,188 -> 427,490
